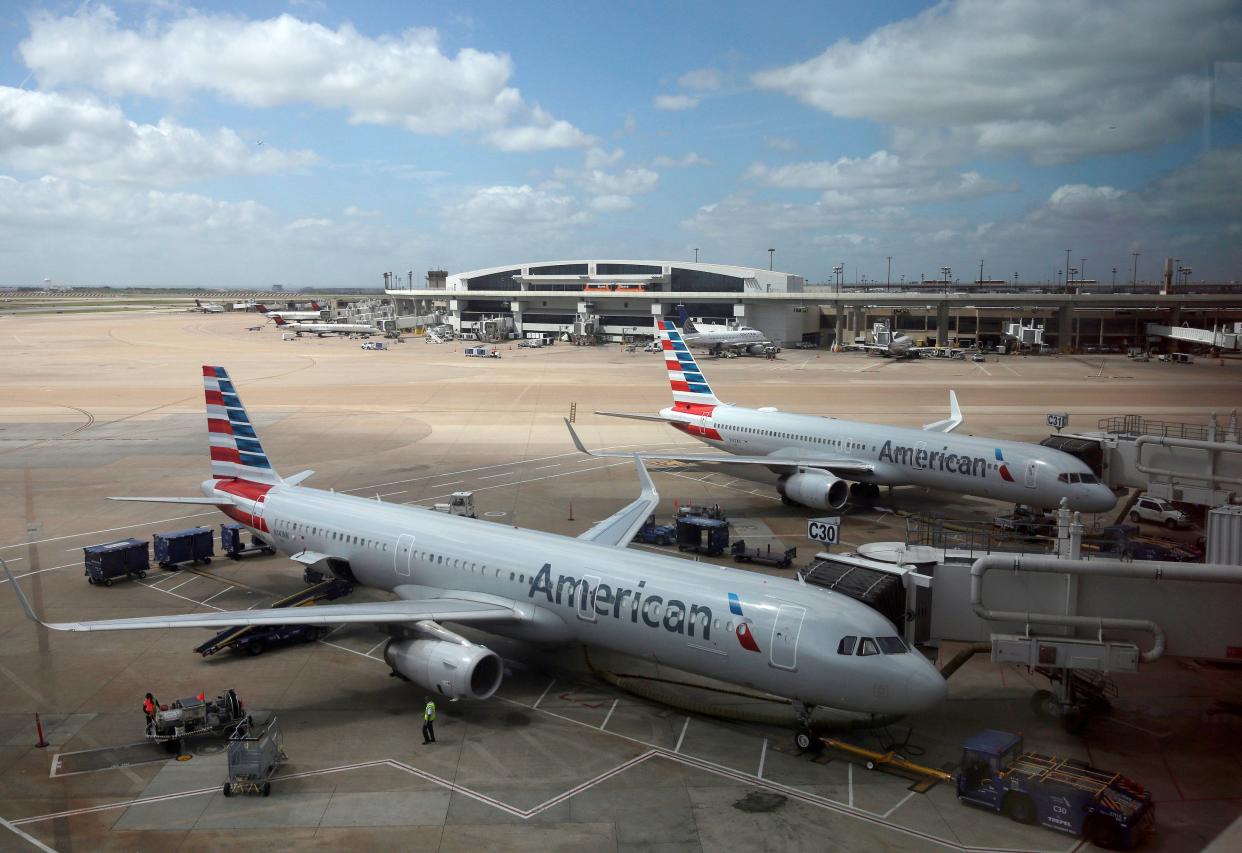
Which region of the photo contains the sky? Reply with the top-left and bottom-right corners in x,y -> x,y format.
1,0 -> 1240,288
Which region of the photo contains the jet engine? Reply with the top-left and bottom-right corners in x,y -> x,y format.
747,343 -> 768,355
778,471 -> 849,510
383,638 -> 503,700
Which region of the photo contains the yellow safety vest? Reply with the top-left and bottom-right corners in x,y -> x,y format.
424,702 -> 436,721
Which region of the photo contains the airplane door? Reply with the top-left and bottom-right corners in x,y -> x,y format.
394,534 -> 415,576
578,574 -> 601,622
769,604 -> 806,670
1024,460 -> 1038,489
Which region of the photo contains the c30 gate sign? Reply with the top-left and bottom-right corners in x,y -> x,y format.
807,517 -> 840,544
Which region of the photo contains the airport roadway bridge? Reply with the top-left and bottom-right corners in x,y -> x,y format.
386,286 -> 1242,351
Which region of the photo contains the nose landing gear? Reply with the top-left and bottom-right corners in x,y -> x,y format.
793,701 -> 823,753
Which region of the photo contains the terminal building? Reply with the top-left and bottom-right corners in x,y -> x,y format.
385,258 -> 1242,351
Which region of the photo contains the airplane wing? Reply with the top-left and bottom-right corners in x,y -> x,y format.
565,420 -> 872,475
575,454 -> 658,547
922,390 -> 963,433
2,558 -> 517,633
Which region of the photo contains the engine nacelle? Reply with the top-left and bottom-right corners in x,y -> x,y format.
383,638 -> 503,700
747,343 -> 768,355
778,471 -> 849,510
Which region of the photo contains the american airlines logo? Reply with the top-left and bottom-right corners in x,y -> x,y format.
877,440 -> 992,478
528,564 -> 717,640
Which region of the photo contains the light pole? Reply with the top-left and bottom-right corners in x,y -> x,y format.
1014,272 -> 1019,287
694,248 -> 699,263
1131,251 -> 1140,286
940,266 -> 951,296
1081,258 -> 1086,283
979,258 -> 984,285
768,248 -> 775,271
886,256 -> 892,290
1111,267 -> 1117,291
1064,248 -> 1071,293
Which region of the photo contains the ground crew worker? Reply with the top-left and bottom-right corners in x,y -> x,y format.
143,693 -> 158,733
422,699 -> 436,744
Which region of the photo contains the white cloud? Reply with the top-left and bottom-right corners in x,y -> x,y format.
441,184 -> 590,233
589,194 -> 634,213
653,94 -> 699,111
0,86 -> 317,185
677,68 -> 721,91
581,167 -> 659,197
585,146 -> 624,168
764,137 -> 799,151
652,152 -> 710,168
752,0 -> 1242,163
21,6 -> 592,151
746,150 -> 1013,207
343,205 -> 381,217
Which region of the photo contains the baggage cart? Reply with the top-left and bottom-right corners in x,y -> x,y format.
220,523 -> 276,560
146,689 -> 245,754
676,516 -> 729,556
153,527 -> 214,570
224,712 -> 285,797
83,538 -> 149,586
730,540 -> 796,568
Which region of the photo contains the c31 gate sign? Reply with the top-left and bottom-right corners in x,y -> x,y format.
807,517 -> 841,545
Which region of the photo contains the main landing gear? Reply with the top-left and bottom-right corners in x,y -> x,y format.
850,482 -> 881,503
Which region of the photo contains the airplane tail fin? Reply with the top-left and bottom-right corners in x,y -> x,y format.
676,305 -> 699,334
657,320 -> 723,414
255,303 -> 269,313
195,299 -> 202,307
272,315 -> 287,326
203,366 -> 282,485
311,302 -> 320,311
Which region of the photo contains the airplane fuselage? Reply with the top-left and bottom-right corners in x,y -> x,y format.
658,404 -> 1115,512
208,478 -> 945,716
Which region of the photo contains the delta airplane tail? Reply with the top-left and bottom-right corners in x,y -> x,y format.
658,320 -> 723,415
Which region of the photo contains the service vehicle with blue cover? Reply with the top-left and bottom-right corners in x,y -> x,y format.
956,730 -> 1154,849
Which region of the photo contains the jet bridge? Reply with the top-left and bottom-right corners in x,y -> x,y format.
1042,411 -> 1242,507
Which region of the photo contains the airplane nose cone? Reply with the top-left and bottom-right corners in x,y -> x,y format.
1082,487 -> 1117,514
904,665 -> 948,713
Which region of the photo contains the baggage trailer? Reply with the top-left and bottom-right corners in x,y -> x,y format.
153,527 -> 214,570
195,578 -> 354,657
955,730 -> 1154,850
731,540 -> 796,568
223,712 -> 285,797
83,538 -> 149,586
676,516 -> 729,557
220,523 -> 276,560
146,689 -> 245,754
634,515 -> 676,546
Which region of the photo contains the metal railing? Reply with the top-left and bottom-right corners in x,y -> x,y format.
1097,415 -> 1210,441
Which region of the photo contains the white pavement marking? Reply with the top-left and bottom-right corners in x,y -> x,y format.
532,679 -> 555,710
478,472 -> 512,480
320,638 -> 384,661
1,513 -> 215,552
164,577 -> 197,593
674,717 -> 690,753
0,815 -> 56,853
365,639 -> 388,657
533,464 -> 561,470
198,587 -> 231,606
377,491 -> 407,498
883,791 -> 915,818
0,561 -> 79,585
849,761 -> 854,807
431,482 -> 463,489
757,739 -> 768,779
600,699 -> 618,730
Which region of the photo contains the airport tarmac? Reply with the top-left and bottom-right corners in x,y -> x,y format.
2,309 -> 1241,851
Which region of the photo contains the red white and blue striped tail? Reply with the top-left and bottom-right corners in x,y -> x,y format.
658,320 -> 723,415
203,366 -> 282,485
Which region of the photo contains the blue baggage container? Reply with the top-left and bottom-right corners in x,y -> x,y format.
83,538 -> 149,586
220,523 -> 276,560
153,527 -> 214,569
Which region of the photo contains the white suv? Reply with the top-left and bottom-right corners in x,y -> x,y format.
1129,496 -> 1189,530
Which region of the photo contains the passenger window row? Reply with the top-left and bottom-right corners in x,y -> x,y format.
720,424 -> 872,450
281,521 -> 389,552
836,635 -> 908,656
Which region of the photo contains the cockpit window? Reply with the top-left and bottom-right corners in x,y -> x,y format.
857,637 -> 879,656
1079,473 -> 1099,484
877,636 -> 907,654
837,636 -> 857,655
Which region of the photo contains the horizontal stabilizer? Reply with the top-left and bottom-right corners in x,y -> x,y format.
107,496 -> 225,505
284,470 -> 314,486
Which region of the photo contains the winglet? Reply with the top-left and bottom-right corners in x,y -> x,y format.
923,390 -> 963,433
633,452 -> 656,502
2,558 -> 46,627
565,418 -> 597,456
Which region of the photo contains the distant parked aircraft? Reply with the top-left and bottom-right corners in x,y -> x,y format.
675,306 -> 772,355
256,302 -> 324,321
272,316 -> 380,337
193,299 -> 225,313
